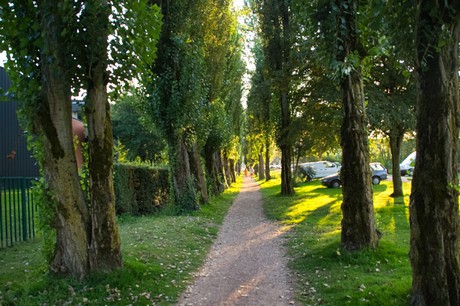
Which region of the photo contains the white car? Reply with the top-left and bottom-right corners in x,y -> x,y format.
400,152 -> 416,176
299,161 -> 341,180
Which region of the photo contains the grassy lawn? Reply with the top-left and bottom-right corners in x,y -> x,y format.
0,177 -> 242,305
260,176 -> 412,305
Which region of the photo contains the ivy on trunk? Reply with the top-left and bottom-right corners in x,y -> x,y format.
335,0 -> 380,250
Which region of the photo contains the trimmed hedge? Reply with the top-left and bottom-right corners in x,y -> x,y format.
114,163 -> 170,215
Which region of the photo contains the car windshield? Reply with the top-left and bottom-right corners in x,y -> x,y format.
370,163 -> 385,171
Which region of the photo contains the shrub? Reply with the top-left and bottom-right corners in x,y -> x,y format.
114,163 -> 170,215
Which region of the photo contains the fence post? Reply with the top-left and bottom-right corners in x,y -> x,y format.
21,178 -> 27,241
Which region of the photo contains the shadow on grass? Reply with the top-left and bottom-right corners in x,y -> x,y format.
260,179 -> 412,306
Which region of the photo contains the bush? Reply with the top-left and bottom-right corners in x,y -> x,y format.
114,163 -> 170,215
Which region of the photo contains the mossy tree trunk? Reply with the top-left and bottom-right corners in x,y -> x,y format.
204,144 -> 220,195
336,0 -> 380,250
257,0 -> 294,195
189,143 -> 209,203
170,137 -> 199,211
82,0 -> 122,271
39,0 -> 91,279
410,1 -> 460,304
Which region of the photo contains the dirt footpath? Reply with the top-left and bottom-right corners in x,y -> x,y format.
177,176 -> 295,306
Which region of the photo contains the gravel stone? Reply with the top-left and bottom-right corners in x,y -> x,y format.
177,176 -> 295,305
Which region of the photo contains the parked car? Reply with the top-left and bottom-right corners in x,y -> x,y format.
269,163 -> 281,170
400,151 -> 416,176
321,162 -> 388,188
298,161 -> 341,181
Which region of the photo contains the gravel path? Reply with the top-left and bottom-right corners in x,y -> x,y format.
177,176 -> 295,306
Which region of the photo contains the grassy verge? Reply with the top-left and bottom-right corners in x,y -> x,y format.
260,177 -> 412,305
0,177 -> 242,305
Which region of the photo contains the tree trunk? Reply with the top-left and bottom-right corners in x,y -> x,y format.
39,0 -> 91,279
258,152 -> 265,180
261,0 -> 293,194
171,137 -> 199,211
279,6 -> 294,195
86,82 -> 123,271
280,143 -> 294,195
82,0 -> 122,272
189,143 -> 208,203
229,158 -> 236,183
337,0 -> 380,250
410,2 -> 460,304
265,138 -> 271,181
221,151 -> 231,189
204,143 -> 225,194
293,146 -> 302,183
389,132 -> 404,197
214,152 -> 226,192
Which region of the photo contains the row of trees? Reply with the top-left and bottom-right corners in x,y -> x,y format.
149,0 -> 244,211
0,0 -> 244,280
245,0 -> 459,304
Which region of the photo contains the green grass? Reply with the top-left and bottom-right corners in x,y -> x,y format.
0,177 -> 242,305
260,177 -> 412,306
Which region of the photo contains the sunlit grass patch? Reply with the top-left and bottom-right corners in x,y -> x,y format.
260,177 -> 412,305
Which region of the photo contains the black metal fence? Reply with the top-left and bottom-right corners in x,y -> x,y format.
0,177 -> 38,248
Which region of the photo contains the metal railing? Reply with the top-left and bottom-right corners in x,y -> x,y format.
0,177 -> 38,248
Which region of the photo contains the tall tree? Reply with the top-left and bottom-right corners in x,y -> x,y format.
333,0 -> 380,250
366,56 -> 416,197
247,39 -> 273,181
410,1 -> 460,304
151,0 -> 243,205
0,0 -> 161,278
291,0 -> 381,249
151,0 -> 207,211
80,0 -> 122,270
252,0 -> 294,195
364,1 -> 417,198
39,0 -> 93,277
202,0 -> 244,194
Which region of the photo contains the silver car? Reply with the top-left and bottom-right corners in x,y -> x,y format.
321,162 -> 388,188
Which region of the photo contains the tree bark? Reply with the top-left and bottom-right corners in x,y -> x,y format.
389,132 -> 404,197
265,139 -> 271,181
410,2 -> 460,304
229,158 -> 236,183
221,151 -> 230,189
258,151 -> 265,180
86,81 -> 123,271
204,143 -> 216,194
189,143 -> 208,203
82,0 -> 122,272
39,0 -> 91,279
278,4 -> 294,196
260,0 -> 293,194
171,137 -> 199,211
337,0 -> 380,250
215,152 -> 226,192
280,143 -> 294,195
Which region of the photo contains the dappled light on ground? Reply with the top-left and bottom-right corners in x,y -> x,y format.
260,178 -> 413,305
